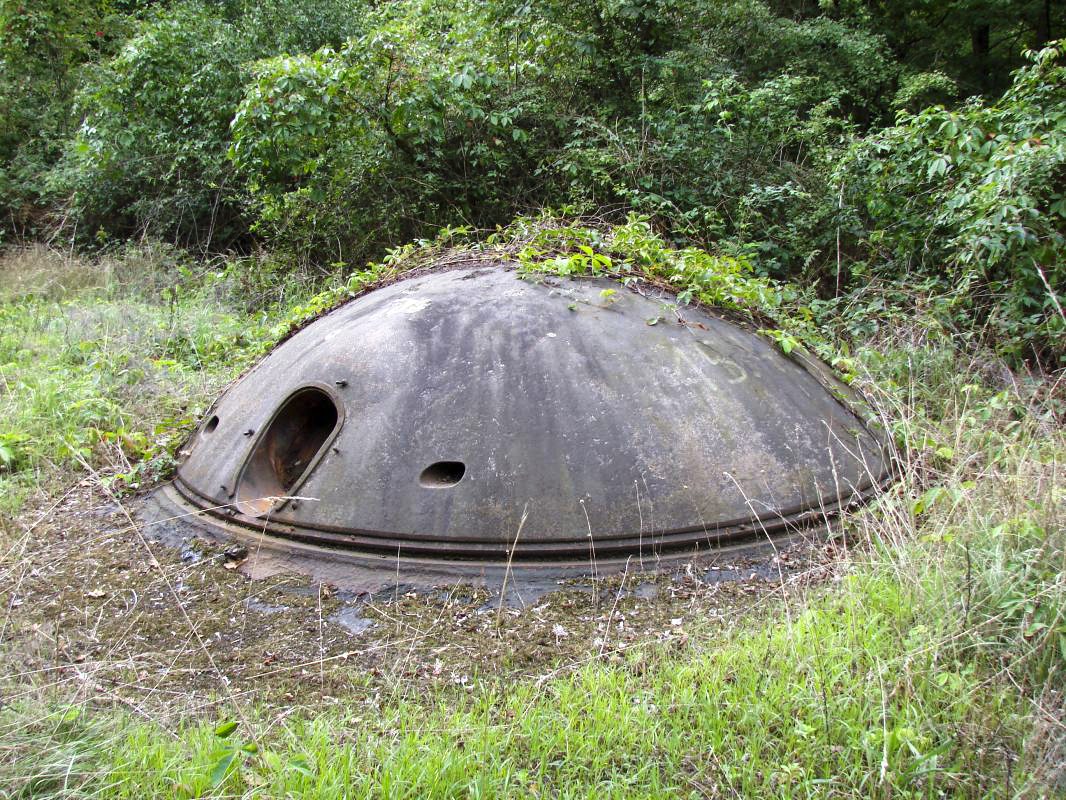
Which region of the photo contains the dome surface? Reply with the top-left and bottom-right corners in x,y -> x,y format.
170,265 -> 889,563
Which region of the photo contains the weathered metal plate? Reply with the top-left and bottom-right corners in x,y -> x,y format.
172,265 -> 890,561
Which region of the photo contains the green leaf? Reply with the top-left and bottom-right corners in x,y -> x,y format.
912,486 -> 945,515
214,720 -> 238,739
209,751 -> 237,787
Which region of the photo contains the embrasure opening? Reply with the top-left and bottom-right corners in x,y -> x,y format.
419,461 -> 466,488
236,388 -> 338,516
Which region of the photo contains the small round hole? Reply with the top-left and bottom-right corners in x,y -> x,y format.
203,415 -> 219,434
419,461 -> 466,488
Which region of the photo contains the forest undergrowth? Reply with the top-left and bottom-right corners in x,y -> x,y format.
0,237 -> 1062,798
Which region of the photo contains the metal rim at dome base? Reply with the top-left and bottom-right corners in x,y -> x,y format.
149,482 -> 855,585
165,474 -> 882,564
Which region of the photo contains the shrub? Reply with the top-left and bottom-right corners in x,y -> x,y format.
229,0 -> 570,267
50,0 -> 369,250
840,42 -> 1066,366
0,0 -> 119,240
230,0 -> 894,271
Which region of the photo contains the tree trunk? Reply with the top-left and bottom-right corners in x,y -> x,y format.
1036,0 -> 1052,45
971,23 -> 991,93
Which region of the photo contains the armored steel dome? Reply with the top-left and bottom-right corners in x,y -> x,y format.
168,265 -> 889,566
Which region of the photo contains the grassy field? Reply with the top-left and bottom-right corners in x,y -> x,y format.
0,245 -> 1063,798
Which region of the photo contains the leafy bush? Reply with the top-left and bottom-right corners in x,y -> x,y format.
50,0 -> 369,250
840,43 -> 1066,366
54,4 -> 247,247
5,0 -> 1063,370
0,0 -> 121,239
229,0 -> 894,272
230,0 -> 570,267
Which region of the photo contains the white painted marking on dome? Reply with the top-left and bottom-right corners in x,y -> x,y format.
391,297 -> 431,315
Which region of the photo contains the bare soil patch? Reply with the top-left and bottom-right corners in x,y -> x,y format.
2,479 -> 846,719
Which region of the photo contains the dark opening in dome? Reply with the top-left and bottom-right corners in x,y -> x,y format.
235,387 -> 339,516
419,461 -> 466,488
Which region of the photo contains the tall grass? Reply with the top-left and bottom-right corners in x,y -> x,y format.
0,244 -> 318,510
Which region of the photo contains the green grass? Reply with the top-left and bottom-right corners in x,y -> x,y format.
0,559 -> 1045,798
0,243 -> 1063,798
0,245 -> 312,510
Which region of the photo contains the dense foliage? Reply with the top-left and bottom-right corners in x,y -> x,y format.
842,44 -> 1065,363
1,0 -> 1063,362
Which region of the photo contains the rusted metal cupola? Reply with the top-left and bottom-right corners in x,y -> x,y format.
160,265 -> 890,572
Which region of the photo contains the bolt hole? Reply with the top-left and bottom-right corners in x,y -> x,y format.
419,461 -> 466,488
204,415 -> 219,434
